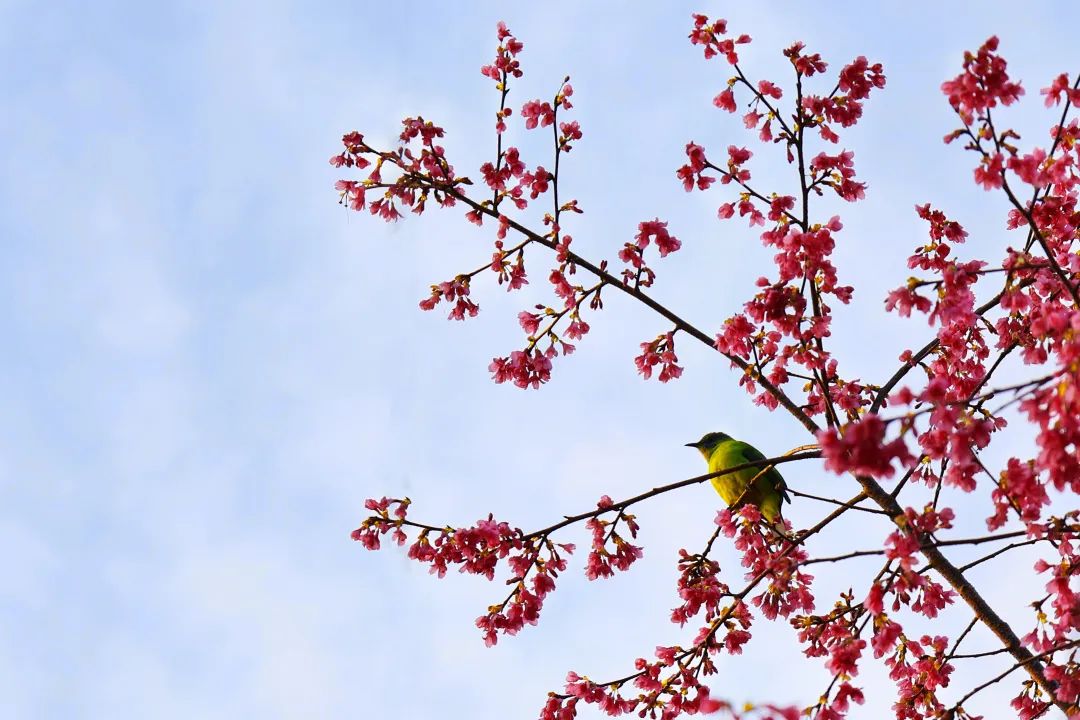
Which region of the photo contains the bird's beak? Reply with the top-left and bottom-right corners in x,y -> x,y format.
684,442 -> 699,448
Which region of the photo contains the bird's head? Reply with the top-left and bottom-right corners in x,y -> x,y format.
685,431 -> 732,459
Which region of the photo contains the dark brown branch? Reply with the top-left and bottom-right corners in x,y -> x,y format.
420,172 -> 1069,710
869,286 -> 1013,414
958,538 -> 1045,573
983,105 -> 1080,309
951,647 -> 1010,660
935,530 -> 1026,548
853,474 -> 1069,714
950,640 -> 1080,714
787,488 -> 887,515
557,489 -> 869,696
801,548 -> 884,565
523,449 -> 821,541
800,530 -> 1027,567
877,371 -> 1061,427
945,616 -> 980,663
364,450 -> 824,543
442,186 -> 823,436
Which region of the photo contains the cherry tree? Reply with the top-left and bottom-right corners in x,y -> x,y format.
333,15 -> 1080,720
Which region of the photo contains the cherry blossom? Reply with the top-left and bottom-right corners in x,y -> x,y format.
335,17 -> 1080,720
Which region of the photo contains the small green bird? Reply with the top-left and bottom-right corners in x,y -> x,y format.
686,431 -> 791,524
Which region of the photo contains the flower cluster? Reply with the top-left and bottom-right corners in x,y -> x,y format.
334,24 -> 606,389
688,14 -> 751,65
676,142 -> 714,192
873,510 -> 958,620
544,503 -> 819,720
489,348 -> 555,389
1042,72 -> 1080,108
333,117 -> 463,223
350,496 -> 410,550
885,207 -> 1001,489
1024,521 -> 1080,657
538,604 -> 796,720
584,496 -> 643,581
888,634 -> 956,719
472,162 -> 556,217
538,669 -> 726,720
672,547 -> 731,627
418,275 -> 480,320
642,222 -> 680,257
795,598 -> 868,718
800,55 -> 886,143
492,271 -> 602,391
809,151 -> 866,201
475,535 -> 574,647
716,507 -> 814,620
480,22 -> 524,133
490,239 -> 530,289
634,331 -> 684,382
616,218 -> 682,288
480,21 -> 524,84
479,146 -> 550,208
352,497 -> 576,647
818,414 -> 914,479
941,36 -> 1024,125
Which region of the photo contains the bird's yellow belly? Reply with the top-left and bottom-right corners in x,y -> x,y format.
710,474 -> 748,507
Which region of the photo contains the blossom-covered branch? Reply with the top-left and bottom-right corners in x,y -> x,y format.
335,15 -> 1080,720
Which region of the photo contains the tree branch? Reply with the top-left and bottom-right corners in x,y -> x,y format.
524,449 -> 821,541
853,474 -> 1070,714
442,186 -> 823,436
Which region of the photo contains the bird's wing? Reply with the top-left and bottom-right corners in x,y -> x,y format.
734,441 -> 791,503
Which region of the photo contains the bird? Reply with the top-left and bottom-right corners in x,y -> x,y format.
686,431 -> 791,524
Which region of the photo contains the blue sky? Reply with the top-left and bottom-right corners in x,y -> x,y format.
2,1 -> 1076,718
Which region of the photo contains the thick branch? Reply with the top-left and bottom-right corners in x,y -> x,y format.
854,474 -> 1069,714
